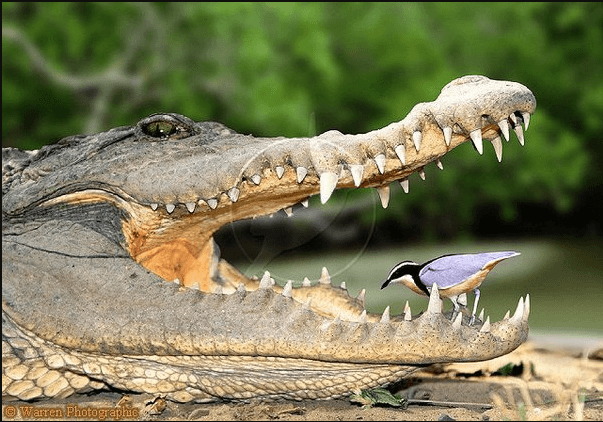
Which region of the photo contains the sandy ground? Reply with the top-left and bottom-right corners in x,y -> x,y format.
3,338 -> 602,421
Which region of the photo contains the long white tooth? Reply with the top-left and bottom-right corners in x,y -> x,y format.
320,267 -> 331,285
521,112 -> 531,130
498,119 -> 510,141
376,185 -> 390,208
395,145 -> 406,165
228,187 -> 240,202
380,306 -> 390,323
282,280 -> 293,297
514,124 -> 525,146
404,301 -> 412,321
418,168 -> 426,180
510,296 -> 525,323
399,178 -> 409,193
301,198 -> 309,207
296,167 -> 308,183
452,312 -> 463,329
185,202 -> 196,213
524,293 -> 530,321
275,166 -> 285,179
302,277 -> 311,287
283,207 -> 293,217
359,310 -> 367,323
458,293 -> 467,307
166,203 -> 175,213
443,126 -> 452,146
320,172 -> 338,204
150,203 -> 158,211
259,271 -> 272,289
427,283 -> 442,314
469,129 -> 483,154
478,308 -> 485,322
480,316 -> 491,333
356,289 -> 366,306
207,198 -> 218,209
491,135 -> 503,162
509,112 -> 518,125
374,154 -> 386,174
251,174 -> 261,185
436,159 -> 444,170
412,131 -> 422,151
350,165 -> 364,187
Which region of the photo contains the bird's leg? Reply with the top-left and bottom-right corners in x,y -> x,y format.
470,288 -> 481,325
449,293 -> 468,321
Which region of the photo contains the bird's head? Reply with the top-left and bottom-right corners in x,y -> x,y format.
380,260 -> 429,296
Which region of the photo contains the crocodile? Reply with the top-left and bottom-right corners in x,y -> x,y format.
2,75 -> 535,403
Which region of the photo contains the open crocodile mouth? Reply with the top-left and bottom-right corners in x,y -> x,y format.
39,76 -> 535,327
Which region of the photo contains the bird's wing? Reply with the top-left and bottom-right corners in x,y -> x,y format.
419,251 -> 520,289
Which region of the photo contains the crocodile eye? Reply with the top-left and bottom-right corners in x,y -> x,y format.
142,121 -> 179,138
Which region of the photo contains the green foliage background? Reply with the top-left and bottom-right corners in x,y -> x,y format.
3,2 -> 602,241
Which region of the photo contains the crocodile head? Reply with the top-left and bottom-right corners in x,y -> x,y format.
2,75 -> 535,402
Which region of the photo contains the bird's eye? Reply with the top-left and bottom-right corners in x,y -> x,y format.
142,121 -> 179,138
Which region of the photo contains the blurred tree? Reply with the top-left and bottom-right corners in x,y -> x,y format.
2,2 -> 601,244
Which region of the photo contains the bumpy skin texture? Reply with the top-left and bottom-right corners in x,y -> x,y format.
2,75 -> 535,403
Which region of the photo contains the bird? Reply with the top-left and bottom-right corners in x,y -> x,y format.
380,251 -> 521,323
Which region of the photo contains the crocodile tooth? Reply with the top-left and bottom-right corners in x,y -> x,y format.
302,277 -> 311,287
359,310 -> 367,323
319,172 -> 338,204
521,112 -> 531,130
228,187 -> 240,202
173,278 -> 181,285
301,198 -> 309,208
350,164 -> 364,187
380,306 -> 390,323
356,289 -> 366,306
443,126 -> 452,146
399,178 -> 409,193
296,167 -> 308,183
427,283 -> 442,314
403,301 -> 412,321
478,308 -> 485,321
251,174 -> 261,185
452,312 -> 463,329
394,144 -> 406,165
412,130 -> 422,151
374,154 -> 386,174
207,198 -> 218,209
259,271 -> 272,289
282,280 -> 293,297
509,112 -> 518,125
479,316 -> 491,333
524,293 -> 530,320
513,123 -> 525,146
469,129 -> 484,154
150,203 -> 158,211
185,202 -> 196,213
275,166 -> 285,179
498,119 -> 510,141
320,267 -> 331,285
340,281 -> 347,290
283,207 -> 293,217
418,168 -> 426,180
491,135 -> 503,162
458,292 -> 467,307
503,310 -> 511,320
376,185 -> 390,208
436,159 -> 444,170
166,203 -> 175,213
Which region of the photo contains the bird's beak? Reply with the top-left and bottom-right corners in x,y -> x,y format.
380,279 -> 390,289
